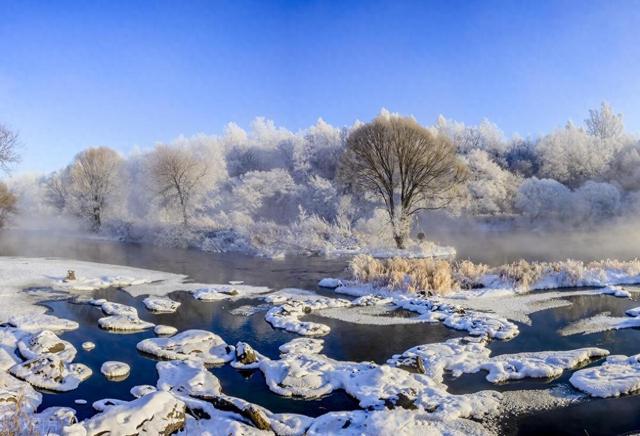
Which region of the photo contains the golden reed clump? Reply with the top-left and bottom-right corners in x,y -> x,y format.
348,255 -> 640,295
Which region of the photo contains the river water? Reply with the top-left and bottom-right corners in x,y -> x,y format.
2,230 -> 640,435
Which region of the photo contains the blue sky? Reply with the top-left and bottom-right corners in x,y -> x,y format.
1,0 -> 639,173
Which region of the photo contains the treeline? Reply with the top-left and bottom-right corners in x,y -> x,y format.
6,103 -> 640,255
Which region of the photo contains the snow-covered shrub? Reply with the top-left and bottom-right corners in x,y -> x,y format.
573,181 -> 621,223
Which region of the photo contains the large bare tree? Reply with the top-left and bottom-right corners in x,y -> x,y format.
148,144 -> 210,228
0,124 -> 20,172
341,115 -> 467,249
68,147 -> 122,231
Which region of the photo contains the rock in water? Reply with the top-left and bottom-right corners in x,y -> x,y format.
235,342 -> 258,365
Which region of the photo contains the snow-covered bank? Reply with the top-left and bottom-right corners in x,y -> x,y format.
0,256 -> 269,323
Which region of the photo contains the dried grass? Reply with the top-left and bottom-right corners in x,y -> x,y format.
348,255 -> 640,295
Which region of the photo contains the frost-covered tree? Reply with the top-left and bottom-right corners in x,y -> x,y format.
67,147 -> 123,231
147,144 -> 213,228
463,149 -> 521,215
433,116 -> 507,157
536,123 -> 612,187
44,169 -> 70,211
231,168 -> 299,223
503,137 -> 540,177
0,124 -> 20,172
585,102 -> 624,141
341,113 -> 467,248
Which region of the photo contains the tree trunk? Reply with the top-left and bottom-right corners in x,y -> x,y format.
393,232 -> 407,249
92,207 -> 101,232
392,211 -> 410,249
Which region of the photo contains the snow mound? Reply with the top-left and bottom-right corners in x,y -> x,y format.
100,301 -> 138,317
395,297 -> 519,340
263,290 -> 351,336
388,337 -> 490,384
259,351 -> 501,419
137,329 -> 234,365
131,384 -> 157,398
8,313 -> 79,333
143,295 -> 181,313
156,360 -> 222,399
154,325 -> 178,336
10,355 -> 92,392
100,361 -> 131,379
66,391 -> 186,435
17,330 -> 77,362
570,354 -> 640,397
389,338 -> 608,384
279,338 -> 325,355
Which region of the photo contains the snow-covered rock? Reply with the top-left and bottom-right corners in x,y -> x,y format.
154,325 -> 178,336
10,355 -> 92,392
143,296 -> 181,313
318,278 -> 342,289
570,354 -> 640,397
100,361 -> 130,379
137,330 -> 234,365
17,330 -> 77,362
67,391 -> 186,435
279,338 -> 325,355
100,301 -> 138,317
98,314 -> 155,332
81,341 -> 95,351
388,337 -> 490,383
130,385 -> 157,398
191,284 -> 269,301
599,285 -> 631,298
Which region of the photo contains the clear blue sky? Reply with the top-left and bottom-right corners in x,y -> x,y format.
1,0 -> 639,173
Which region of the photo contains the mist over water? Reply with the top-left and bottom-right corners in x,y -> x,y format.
424,216 -> 640,265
